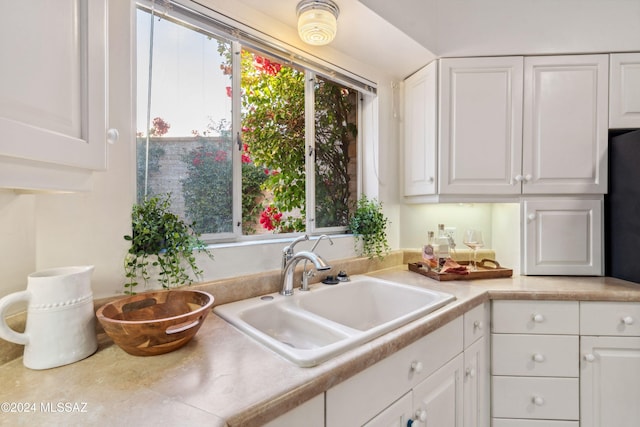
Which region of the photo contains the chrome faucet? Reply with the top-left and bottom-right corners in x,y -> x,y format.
300,235 -> 334,291
281,251 -> 331,296
282,234 -> 309,271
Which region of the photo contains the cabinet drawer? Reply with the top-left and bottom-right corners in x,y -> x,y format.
581,302 -> 640,336
493,419 -> 578,427
492,334 -> 578,377
492,376 -> 579,420
492,300 -> 579,334
464,302 -> 487,348
326,317 -> 463,427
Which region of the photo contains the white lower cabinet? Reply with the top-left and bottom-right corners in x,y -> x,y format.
491,300 -> 579,425
325,303 -> 490,427
580,302 -> 640,427
326,317 -> 464,426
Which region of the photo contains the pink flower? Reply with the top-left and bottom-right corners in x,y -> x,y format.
259,206 -> 283,231
225,86 -> 232,98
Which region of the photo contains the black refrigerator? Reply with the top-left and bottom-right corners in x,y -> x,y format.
605,129 -> 640,283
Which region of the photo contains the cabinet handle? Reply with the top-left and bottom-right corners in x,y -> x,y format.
465,367 -> 476,378
427,176 -> 434,184
514,175 -> 524,182
524,174 -> 532,182
621,316 -> 635,326
531,396 -> 545,406
527,213 -> 536,221
411,361 -> 424,373
473,320 -> 483,330
532,353 -> 545,363
584,353 -> 596,362
532,313 -> 545,323
106,128 -> 119,144
414,409 -> 427,422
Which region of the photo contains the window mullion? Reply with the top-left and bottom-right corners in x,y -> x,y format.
232,40 -> 242,237
305,71 -> 316,233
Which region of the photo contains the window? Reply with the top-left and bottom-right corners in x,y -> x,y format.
136,1 -> 364,241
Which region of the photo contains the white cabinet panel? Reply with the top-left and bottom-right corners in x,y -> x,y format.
492,300 -> 579,335
581,302 -> 640,336
463,302 -> 487,348
522,55 -> 608,194
439,57 -> 523,195
464,336 -> 488,427
610,53 -> 640,128
522,198 -> 602,275
0,0 -> 109,191
493,419 -> 578,427
492,334 -> 578,377
580,336 -> 640,427
364,392 -> 412,427
492,376 -> 579,420
403,62 -> 438,197
413,353 -> 464,427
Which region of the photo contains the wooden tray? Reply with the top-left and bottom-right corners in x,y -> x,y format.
408,259 -> 513,281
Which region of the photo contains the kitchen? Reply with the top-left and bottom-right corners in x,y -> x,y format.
1,0 -> 640,425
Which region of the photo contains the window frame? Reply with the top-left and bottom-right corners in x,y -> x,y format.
136,0 -> 375,243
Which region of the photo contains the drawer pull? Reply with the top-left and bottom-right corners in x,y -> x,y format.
465,367 -> 476,378
532,353 -> 545,363
532,313 -> 545,323
584,353 -> 596,362
621,316 -> 635,326
414,409 -> 427,422
531,396 -> 545,406
411,361 -> 424,373
473,320 -> 483,330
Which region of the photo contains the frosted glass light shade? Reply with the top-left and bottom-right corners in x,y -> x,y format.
297,0 -> 339,46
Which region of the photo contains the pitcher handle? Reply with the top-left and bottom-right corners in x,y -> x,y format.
0,291 -> 30,345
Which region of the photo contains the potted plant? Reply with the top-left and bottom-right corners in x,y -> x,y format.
123,193 -> 213,295
348,195 -> 391,259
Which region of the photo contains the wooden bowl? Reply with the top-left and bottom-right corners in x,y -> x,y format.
96,290 -> 214,356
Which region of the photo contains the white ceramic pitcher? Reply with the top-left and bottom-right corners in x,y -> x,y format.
0,266 -> 98,369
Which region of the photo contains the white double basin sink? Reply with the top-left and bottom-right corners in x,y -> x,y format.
213,276 -> 455,367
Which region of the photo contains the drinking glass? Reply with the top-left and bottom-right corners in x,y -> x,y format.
463,229 -> 484,271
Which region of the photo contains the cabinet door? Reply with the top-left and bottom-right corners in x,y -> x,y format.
0,0 -> 108,190
439,57 -> 523,195
522,55 -> 608,194
610,53 -> 640,128
404,62 -> 437,197
364,392 -> 413,427
581,336 -> 640,427
464,336 -> 488,427
522,198 -> 602,275
413,353 -> 464,427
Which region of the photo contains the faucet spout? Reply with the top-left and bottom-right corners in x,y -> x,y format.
281,251 -> 331,296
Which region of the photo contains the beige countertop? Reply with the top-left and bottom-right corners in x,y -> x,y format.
2,264 -> 640,427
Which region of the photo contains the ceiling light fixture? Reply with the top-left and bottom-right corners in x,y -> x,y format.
296,0 -> 340,46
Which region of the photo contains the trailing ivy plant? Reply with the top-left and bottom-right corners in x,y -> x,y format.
123,193 -> 213,295
348,195 -> 391,259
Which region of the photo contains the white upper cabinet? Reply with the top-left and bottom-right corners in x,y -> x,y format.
439,57 -> 524,195
0,0 -> 110,191
403,62 -> 438,197
610,53 -> 640,128
435,54 -> 608,197
522,55 -> 608,194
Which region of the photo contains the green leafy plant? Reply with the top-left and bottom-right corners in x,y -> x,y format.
349,195 -> 391,259
123,193 -> 213,294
